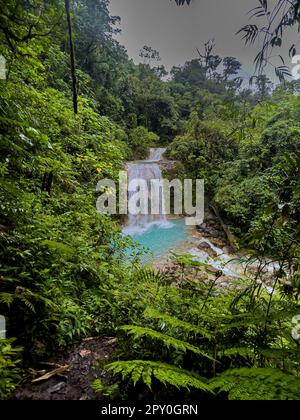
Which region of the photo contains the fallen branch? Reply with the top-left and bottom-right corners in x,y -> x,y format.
32,365 -> 69,383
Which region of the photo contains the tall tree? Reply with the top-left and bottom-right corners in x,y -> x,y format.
0,1 -> 62,55
252,74 -> 273,101
65,0 -> 78,114
197,40 -> 222,79
72,0 -> 120,75
223,57 -> 242,81
139,45 -> 161,66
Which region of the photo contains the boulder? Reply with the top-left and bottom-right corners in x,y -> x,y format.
197,241 -> 212,250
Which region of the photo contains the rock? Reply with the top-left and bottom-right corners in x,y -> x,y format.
219,282 -> 230,289
48,382 -> 66,394
221,275 -> 233,282
197,241 -> 212,250
204,213 -> 217,222
210,238 -> 226,248
198,225 -> 222,238
79,349 -> 92,358
197,240 -> 221,258
222,246 -> 232,255
206,265 -> 220,275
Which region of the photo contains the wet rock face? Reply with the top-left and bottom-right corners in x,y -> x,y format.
197,212 -> 228,247
203,227 -> 221,238
198,241 -> 212,250
198,223 -> 223,238
197,241 -> 218,258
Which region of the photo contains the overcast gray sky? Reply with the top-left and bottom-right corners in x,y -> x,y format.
109,0 -> 297,81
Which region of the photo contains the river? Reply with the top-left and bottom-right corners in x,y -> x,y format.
122,148 -> 276,290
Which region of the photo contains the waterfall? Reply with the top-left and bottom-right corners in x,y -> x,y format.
148,148 -> 167,162
123,148 -> 172,235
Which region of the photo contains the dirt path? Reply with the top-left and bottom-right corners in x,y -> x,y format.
13,337 -> 117,400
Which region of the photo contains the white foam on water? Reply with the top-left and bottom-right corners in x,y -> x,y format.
189,247 -> 243,278
123,219 -> 174,236
198,239 -> 224,256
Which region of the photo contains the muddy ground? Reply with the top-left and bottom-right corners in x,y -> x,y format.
13,337 -> 117,400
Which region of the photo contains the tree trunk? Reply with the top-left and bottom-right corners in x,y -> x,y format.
42,172 -> 54,195
65,0 -> 78,114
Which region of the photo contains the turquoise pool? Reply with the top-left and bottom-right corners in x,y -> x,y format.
125,218 -> 190,262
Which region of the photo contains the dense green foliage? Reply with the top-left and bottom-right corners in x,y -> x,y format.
0,0 -> 135,380
0,339 -> 22,399
0,0 -> 299,401
101,259 -> 300,400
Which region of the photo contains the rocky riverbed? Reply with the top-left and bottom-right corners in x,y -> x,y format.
153,210 -> 277,293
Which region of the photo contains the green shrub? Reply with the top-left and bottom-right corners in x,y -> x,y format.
0,339 -> 22,399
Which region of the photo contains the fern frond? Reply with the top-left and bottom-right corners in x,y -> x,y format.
92,379 -> 105,393
120,325 -> 214,360
17,295 -> 36,313
107,360 -> 213,392
144,308 -> 213,340
218,347 -> 255,359
210,368 -> 300,400
218,310 -> 294,331
134,268 -> 166,284
0,293 -> 14,307
40,240 -> 75,256
258,347 -> 300,360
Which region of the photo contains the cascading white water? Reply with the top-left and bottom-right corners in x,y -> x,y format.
147,148 -> 167,162
123,148 -> 172,235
